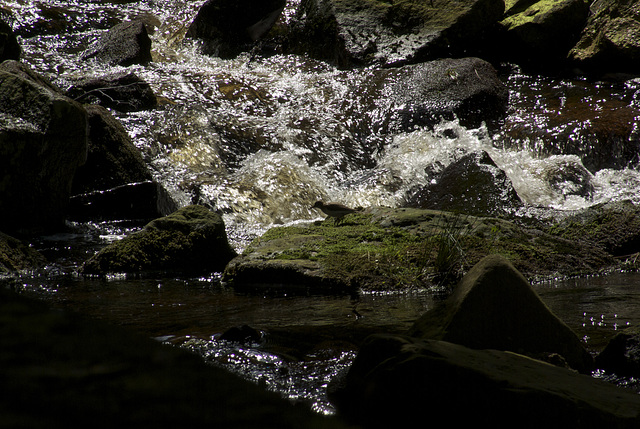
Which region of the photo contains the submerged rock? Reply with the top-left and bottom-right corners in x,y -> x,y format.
285,0 -> 505,68
66,71 -> 157,112
80,205 -> 237,276
331,333 -> 640,428
408,254 -> 594,373
596,326 -> 640,378
405,150 -> 523,216
0,63 -> 88,235
82,20 -> 152,66
569,0 -> 640,74
186,0 -> 286,58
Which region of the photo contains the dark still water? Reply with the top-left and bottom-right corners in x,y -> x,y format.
9,267 -> 640,413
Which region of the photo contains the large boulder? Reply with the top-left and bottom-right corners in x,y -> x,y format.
224,208 -> 615,294
69,104 -> 168,222
0,17 -> 20,61
499,0 -> 589,69
405,150 -> 523,216
331,334 -> 640,428
365,57 -> 509,132
0,63 -> 88,235
80,205 -> 237,275
186,0 -> 286,58
569,0 -> 640,74
82,20 -> 152,66
408,254 -> 594,373
66,71 -> 157,112
285,0 -> 505,68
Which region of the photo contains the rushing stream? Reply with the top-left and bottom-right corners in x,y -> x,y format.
4,0 -> 640,414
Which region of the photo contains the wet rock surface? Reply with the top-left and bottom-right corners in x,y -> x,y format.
332,333 -> 640,429
81,205 -> 237,276
285,0 -> 505,68
408,254 -> 593,373
186,0 -> 286,58
66,71 -> 157,112
405,150 -> 523,216
569,0 -> 640,74
81,19 -> 152,66
373,57 -> 509,131
330,255 -> 640,428
0,62 -> 88,236
499,0 -> 589,69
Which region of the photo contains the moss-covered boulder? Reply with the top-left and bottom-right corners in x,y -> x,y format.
569,0 -> 640,74
285,0 -> 505,68
223,207 -> 615,294
499,0 -> 589,69
0,231 -> 47,273
408,254 -> 593,373
331,334 -> 640,428
546,200 -> 640,258
81,205 -> 237,276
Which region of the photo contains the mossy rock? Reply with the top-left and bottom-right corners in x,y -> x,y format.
223,207 -> 616,294
0,231 -> 47,273
81,205 -> 236,276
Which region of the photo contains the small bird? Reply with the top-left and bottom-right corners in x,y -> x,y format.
311,201 -> 358,225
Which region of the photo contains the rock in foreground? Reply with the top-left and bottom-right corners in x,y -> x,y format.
408,254 -> 593,373
0,287 -> 345,429
81,205 -> 237,276
332,334 -> 640,429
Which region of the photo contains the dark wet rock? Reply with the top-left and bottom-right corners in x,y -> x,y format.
66,71 -> 157,112
82,20 -> 152,66
0,64 -> 88,236
0,287 -> 347,429
223,208 -> 615,294
186,0 -> 286,58
0,60 -> 60,93
80,205 -> 237,276
569,0 -> 640,74
596,326 -> 640,378
0,17 -> 20,61
285,0 -> 505,68
540,155 -> 595,200
220,325 -> 263,344
405,150 -> 523,217
547,200 -> 640,257
363,57 -> 509,133
331,333 -> 640,429
498,0 -> 589,69
69,104 -> 170,221
408,254 -> 594,373
72,105 -> 152,194
0,231 -> 47,273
